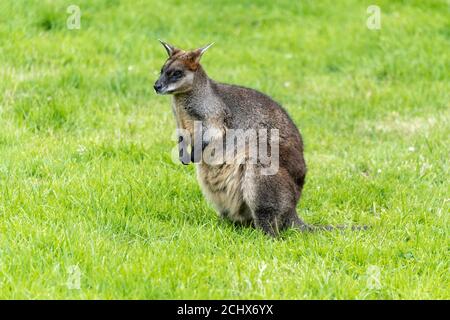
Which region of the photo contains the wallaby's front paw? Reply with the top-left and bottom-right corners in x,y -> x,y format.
191,140 -> 209,163
180,154 -> 191,165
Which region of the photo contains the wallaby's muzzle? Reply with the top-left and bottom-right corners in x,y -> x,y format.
153,80 -> 164,94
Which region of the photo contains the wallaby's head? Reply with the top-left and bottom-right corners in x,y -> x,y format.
154,40 -> 213,95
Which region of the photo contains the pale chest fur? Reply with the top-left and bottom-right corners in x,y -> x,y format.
196,161 -> 255,223
173,100 -> 252,223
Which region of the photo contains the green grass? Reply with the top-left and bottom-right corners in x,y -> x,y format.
0,0 -> 449,299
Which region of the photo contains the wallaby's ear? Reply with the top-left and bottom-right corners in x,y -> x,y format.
159,39 -> 179,57
190,43 -> 214,64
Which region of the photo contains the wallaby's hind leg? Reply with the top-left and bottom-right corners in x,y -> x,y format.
253,206 -> 279,237
254,208 -> 311,236
244,167 -> 301,237
282,209 -> 312,232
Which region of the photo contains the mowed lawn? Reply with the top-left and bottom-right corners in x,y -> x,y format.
0,0 -> 448,299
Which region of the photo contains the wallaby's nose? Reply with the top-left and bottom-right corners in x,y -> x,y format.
154,82 -> 163,93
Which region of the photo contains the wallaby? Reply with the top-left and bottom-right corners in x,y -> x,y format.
154,41 -> 362,236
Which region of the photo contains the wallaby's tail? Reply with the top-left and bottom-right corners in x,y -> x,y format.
292,216 -> 368,232
306,224 -> 369,232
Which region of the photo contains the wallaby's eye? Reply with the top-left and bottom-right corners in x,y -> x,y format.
171,70 -> 183,79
